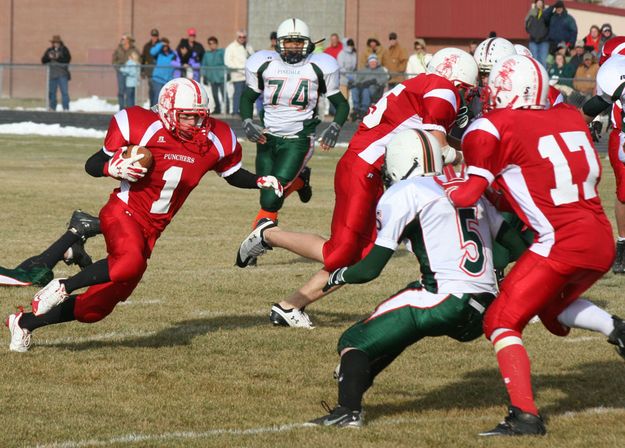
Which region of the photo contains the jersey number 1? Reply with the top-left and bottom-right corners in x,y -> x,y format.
150,166 -> 183,214
537,131 -> 599,206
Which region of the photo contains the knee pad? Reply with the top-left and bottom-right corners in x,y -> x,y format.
108,252 -> 147,283
74,303 -> 115,323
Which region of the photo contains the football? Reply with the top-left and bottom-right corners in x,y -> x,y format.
122,145 -> 153,170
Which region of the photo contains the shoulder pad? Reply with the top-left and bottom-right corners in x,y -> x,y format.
597,55 -> 625,102
309,53 -> 340,74
246,50 -> 280,73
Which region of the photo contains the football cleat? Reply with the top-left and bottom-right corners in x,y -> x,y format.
270,303 -> 315,328
236,218 -> 276,268
309,402 -> 364,428
31,279 -> 68,316
297,167 -> 313,203
63,241 -> 93,270
68,210 -> 101,241
6,310 -> 32,352
608,315 -> 625,360
479,406 -> 546,436
613,241 -> 625,274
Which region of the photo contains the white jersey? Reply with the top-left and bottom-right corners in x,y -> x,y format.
245,50 -> 340,136
374,176 -> 503,295
596,54 -> 625,103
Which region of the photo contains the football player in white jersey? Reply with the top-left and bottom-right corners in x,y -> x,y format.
310,129 -> 527,427
240,18 -> 349,227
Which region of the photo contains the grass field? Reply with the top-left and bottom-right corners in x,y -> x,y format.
1,134 -> 624,448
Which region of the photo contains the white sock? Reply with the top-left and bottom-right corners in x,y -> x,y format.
63,248 -> 73,261
618,236 -> 625,242
557,299 -> 614,336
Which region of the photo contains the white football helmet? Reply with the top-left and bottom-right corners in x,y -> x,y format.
276,18 -> 315,64
427,47 -> 479,89
474,38 -> 517,74
487,55 -> 549,110
514,44 -> 533,57
596,55 -> 625,103
383,129 -> 443,186
158,78 -> 210,144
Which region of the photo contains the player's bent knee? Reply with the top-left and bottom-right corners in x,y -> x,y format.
324,241 -> 362,272
108,254 -> 147,283
74,304 -> 116,323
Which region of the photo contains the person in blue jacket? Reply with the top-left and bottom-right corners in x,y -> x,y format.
149,37 -> 177,105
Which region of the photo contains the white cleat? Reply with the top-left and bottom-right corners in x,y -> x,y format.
269,303 -> 315,328
6,311 -> 31,352
236,219 -> 276,267
31,278 -> 68,316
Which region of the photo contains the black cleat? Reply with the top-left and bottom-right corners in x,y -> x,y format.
479,406 -> 546,436
68,210 -> 101,241
608,315 -> 625,360
309,402 -> 364,428
613,241 -> 625,274
63,240 -> 93,270
297,167 -> 312,203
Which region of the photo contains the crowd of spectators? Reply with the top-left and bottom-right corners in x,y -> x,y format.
38,2 -> 620,116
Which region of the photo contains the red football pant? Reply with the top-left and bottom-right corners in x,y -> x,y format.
322,151 -> 383,271
608,129 -> 625,203
73,197 -> 159,323
483,250 -> 610,339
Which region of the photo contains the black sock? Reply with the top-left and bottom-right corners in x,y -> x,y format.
338,349 -> 371,411
20,296 -> 77,332
16,231 -> 80,271
62,259 -> 110,293
369,351 -> 401,384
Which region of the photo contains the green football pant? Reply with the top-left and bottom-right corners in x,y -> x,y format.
255,133 -> 314,212
338,282 -> 495,361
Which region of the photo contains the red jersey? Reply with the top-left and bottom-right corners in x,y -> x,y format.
611,100 -> 623,131
547,86 -> 563,108
348,73 -> 460,171
462,104 -> 613,270
103,106 -> 242,233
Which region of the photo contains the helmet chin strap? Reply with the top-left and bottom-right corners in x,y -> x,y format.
401,158 -> 421,181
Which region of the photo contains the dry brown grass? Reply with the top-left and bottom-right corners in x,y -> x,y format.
0,135 -> 624,448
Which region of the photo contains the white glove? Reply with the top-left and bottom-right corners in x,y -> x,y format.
441,145 -> 463,165
257,175 -> 283,197
105,148 -> 147,182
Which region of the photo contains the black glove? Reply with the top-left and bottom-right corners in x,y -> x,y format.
323,267 -> 348,292
589,120 -> 602,143
243,118 -> 264,143
455,105 -> 470,129
319,122 -> 341,148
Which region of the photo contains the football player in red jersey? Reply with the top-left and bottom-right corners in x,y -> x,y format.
236,48 -> 479,327
5,78 -> 283,352
582,37 -> 625,273
437,55 -> 625,436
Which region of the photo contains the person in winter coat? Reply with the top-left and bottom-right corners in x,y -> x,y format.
149,38 -> 177,105
201,36 -> 227,114
525,0 -> 550,67
405,38 -> 432,78
544,1 -> 577,55
172,42 -> 201,81
112,34 -> 140,110
41,35 -> 71,111
350,54 -> 389,120
337,38 -> 357,102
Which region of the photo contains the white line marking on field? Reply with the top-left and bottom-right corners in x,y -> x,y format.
118,299 -> 163,306
32,408 -> 625,448
561,336 -> 601,343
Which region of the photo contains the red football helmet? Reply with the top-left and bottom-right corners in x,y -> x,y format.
158,78 -> 211,144
599,36 -> 625,65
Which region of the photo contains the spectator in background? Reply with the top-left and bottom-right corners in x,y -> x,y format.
41,35 -> 71,112
360,37 -> 385,68
584,25 -> 601,55
568,40 -> 585,71
573,52 -> 599,97
546,41 -> 570,67
381,32 -> 408,88
337,38 -> 357,103
119,51 -> 140,107
177,28 -> 205,65
268,31 -> 278,50
468,41 -> 478,56
112,34 -> 139,110
201,36 -> 227,114
324,33 -> 343,59
173,41 -> 200,81
149,37 -> 177,105
405,38 -> 432,78
350,54 -> 389,121
525,0 -> 550,67
225,30 -> 254,116
142,28 -> 160,107
548,52 -> 574,88
544,1 -> 577,55
599,23 -> 614,55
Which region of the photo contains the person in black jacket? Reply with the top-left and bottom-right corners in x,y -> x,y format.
177,28 -> 205,65
525,0 -> 550,67
41,35 -> 71,111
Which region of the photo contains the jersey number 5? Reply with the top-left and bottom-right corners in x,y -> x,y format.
537,131 -> 599,206
362,84 -> 406,128
456,207 -> 486,276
